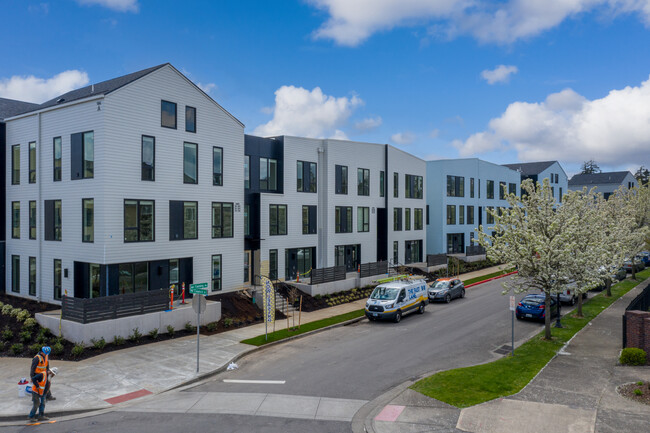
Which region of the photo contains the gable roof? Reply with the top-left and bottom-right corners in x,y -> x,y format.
502,161 -> 556,175
0,97 -> 40,120
568,171 -> 633,186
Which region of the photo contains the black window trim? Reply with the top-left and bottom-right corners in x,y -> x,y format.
212,201 -> 234,238
269,204 -> 288,236
82,198 -> 94,243
185,105 -> 197,133
11,144 -> 19,185
161,100 -> 177,129
213,146 -> 223,186
123,199 -> 156,243
53,136 -> 62,182
28,141 -> 36,184
141,135 -> 155,181
183,141 -> 198,184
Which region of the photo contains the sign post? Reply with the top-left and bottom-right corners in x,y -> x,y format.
509,295 -> 516,356
190,283 -> 208,372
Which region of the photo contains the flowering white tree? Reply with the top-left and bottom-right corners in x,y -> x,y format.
477,178 -> 575,340
620,184 -> 650,279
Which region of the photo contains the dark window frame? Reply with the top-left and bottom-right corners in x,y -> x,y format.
499,182 -> 506,200
414,208 -> 423,230
470,177 -> 475,198
260,157 -> 278,191
29,201 -> 36,240
82,198 -> 94,243
123,199 -> 155,242
405,208 -> 411,230
446,175 -> 465,197
53,137 -> 62,182
357,168 -> 370,196
29,141 -> 36,183
486,180 -> 495,199
357,207 -> 370,232
183,142 -> 198,184
380,171 -> 385,197
82,131 -> 94,179
212,254 -> 222,291
508,183 -> 517,196
161,100 -> 177,129
406,174 -> 424,199
11,255 -> 20,293
244,204 -> 250,236
467,206 -> 475,225
141,135 -> 155,181
29,256 -> 36,296
269,204 -> 287,236
393,207 -> 402,231
393,172 -> 399,197
185,105 -> 196,133
447,205 -> 456,225
459,205 -> 465,225
213,146 -> 223,186
212,202 -> 234,238
335,165 -> 348,195
182,201 -> 198,240
269,249 -> 278,280
297,160 -> 317,193
302,205 -> 317,235
12,201 -> 20,239
335,206 -> 353,233
486,206 -> 495,224
53,259 -> 62,300
244,155 -> 250,189
11,144 -> 20,185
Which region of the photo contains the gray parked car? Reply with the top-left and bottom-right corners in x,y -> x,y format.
428,278 -> 465,303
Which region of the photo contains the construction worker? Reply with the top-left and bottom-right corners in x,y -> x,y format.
28,346 -> 50,422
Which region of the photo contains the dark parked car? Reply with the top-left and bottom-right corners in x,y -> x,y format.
623,260 -> 644,273
638,252 -> 650,266
516,294 -> 558,321
428,278 -> 465,303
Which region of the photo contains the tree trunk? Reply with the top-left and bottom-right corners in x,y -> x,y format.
544,291 -> 552,340
576,290 -> 583,317
605,277 -> 612,297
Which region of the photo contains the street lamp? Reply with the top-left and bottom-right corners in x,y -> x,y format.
555,292 -> 563,328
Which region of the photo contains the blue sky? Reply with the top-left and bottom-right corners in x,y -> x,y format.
2,0 -> 650,176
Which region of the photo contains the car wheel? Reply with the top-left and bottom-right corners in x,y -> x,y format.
445,294 -> 451,303
367,316 -> 375,321
569,296 -> 575,306
418,302 -> 425,314
516,314 -> 522,320
394,310 -> 402,323
460,289 -> 465,298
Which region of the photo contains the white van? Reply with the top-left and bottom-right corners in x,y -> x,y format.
365,278 -> 428,323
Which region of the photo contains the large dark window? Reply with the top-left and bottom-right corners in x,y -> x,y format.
71,131 -> 93,179
83,198 -> 94,242
244,155 -> 250,189
169,201 -> 198,240
44,200 -> 62,241
447,205 -> 456,225
83,132 -> 94,179
29,257 -> 36,296
459,205 -> 465,224
12,202 -> 20,239
414,208 -> 423,230
405,208 -> 411,230
184,202 -> 198,239
269,204 -> 287,235
297,161 -> 317,192
302,205 -> 317,234
141,135 -> 155,181
12,144 -> 19,185
467,206 -> 475,225
29,201 -> 36,239
357,207 -> 369,232
357,168 -> 370,196
487,180 -> 495,199
380,171 -> 385,197
212,255 -> 222,291
446,175 -> 465,197
260,157 -> 278,191
212,202 -> 233,238
335,165 -> 348,194
393,208 -> 402,231
213,147 -> 223,186
29,142 -> 36,183
185,106 -> 196,133
12,255 -> 20,293
183,142 -> 198,184
499,182 -> 507,200
124,200 -> 154,242
161,100 -> 177,129
53,137 -> 62,182
470,178 -> 475,198
118,262 -> 148,294
393,172 -> 399,197
335,206 -> 353,233
486,206 -> 495,224
53,259 -> 62,300
508,182 -> 517,196
393,241 -> 399,264
269,250 -> 278,280
406,175 -> 424,199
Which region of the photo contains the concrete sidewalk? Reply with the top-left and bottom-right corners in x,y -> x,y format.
365,278 -> 650,433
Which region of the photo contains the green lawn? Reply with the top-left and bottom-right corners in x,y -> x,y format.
462,268 -> 516,286
411,269 -> 650,408
241,309 -> 365,346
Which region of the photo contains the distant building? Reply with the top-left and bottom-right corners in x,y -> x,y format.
568,171 -> 637,199
503,161 -> 568,203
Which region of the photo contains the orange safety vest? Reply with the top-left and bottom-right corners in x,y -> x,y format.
32,354 -> 48,396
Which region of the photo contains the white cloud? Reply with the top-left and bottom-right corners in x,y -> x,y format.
0,70 -> 89,103
76,0 -> 139,12
253,85 -> 362,138
309,0 -> 650,45
452,76 -> 650,167
391,131 -> 416,145
429,128 -> 440,138
354,116 -> 382,131
28,3 -> 49,14
197,82 -> 217,94
481,65 -> 518,84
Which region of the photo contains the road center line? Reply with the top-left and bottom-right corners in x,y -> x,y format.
223,379 -> 286,384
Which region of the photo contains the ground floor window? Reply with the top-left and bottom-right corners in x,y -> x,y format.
335,244 -> 361,272
393,241 -> 399,265
119,262 -> 148,294
54,259 -> 62,300
244,252 -> 250,283
90,263 -> 101,298
405,240 -> 422,264
285,247 -> 315,280
12,255 -> 20,293
269,249 -> 278,280
29,257 -> 36,296
212,255 -> 222,291
447,233 -> 465,254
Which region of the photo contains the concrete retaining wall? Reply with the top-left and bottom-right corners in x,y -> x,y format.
35,301 -> 221,347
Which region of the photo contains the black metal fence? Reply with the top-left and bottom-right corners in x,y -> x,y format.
427,254 -> 447,267
310,266 -> 346,285
466,245 -> 486,256
359,261 -> 388,278
62,289 -> 170,324
626,284 -> 650,312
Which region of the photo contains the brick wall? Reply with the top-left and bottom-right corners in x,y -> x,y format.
625,310 -> 650,354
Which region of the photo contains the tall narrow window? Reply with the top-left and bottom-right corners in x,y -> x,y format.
302,205 -> 317,234
393,241 -> 399,265
244,155 -> 250,189
83,199 -> 94,242
559,187 -> 563,203
54,200 -> 62,240
459,205 -> 465,224
161,100 -> 177,129
212,255 -> 222,291
467,206 -> 475,225
29,257 -> 36,296
244,205 -> 250,236
470,178 -> 475,198
124,200 -> 155,242
183,142 -> 198,184
183,202 -> 198,239
486,180 -> 494,199
357,207 -> 369,232
269,204 -> 287,235
141,135 -> 155,181
45,200 -> 62,241
335,165 -> 348,194
269,250 -> 278,280
12,255 -> 20,293
29,142 -> 36,183
12,202 -> 20,239
414,208 -> 423,230
53,259 -> 62,300
169,259 -> 179,287
335,206 -> 353,233
380,171 -> 385,197
393,208 -> 402,231
393,172 -> 399,197
297,161 -> 317,192
29,201 -> 36,239
213,147 -> 223,186
260,158 -> 278,191
244,253 -> 250,283
447,205 -> 456,225
406,175 -> 424,199
185,106 -> 196,132
357,168 -> 369,196
499,182 -> 506,200
405,208 -> 411,230
486,207 -> 495,224
12,144 -> 19,185
53,137 -> 62,182
83,131 -> 94,179
508,183 -> 517,195
90,263 -> 102,298
212,202 -> 233,238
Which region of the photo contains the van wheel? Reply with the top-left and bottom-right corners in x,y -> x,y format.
460,289 -> 465,298
445,294 -> 451,303
418,302 -> 425,314
394,311 -> 402,323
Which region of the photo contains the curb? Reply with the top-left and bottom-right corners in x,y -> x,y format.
464,270 -> 518,288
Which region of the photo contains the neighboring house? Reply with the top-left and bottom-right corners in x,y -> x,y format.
245,135 -> 427,282
568,171 -> 637,199
503,160 -> 568,203
4,64 -> 245,303
426,158 -> 521,255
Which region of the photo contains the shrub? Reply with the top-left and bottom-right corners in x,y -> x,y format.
22,318 -> 37,331
637,381 -> 644,386
71,344 -> 84,358
16,310 -> 31,322
166,325 -> 175,337
148,328 -> 159,339
91,337 -> 106,350
52,342 -> 64,356
9,307 -> 22,318
206,322 -> 217,332
113,335 -> 125,346
19,330 -> 32,344
620,348 -> 647,366
1,304 -> 13,315
2,326 -> 14,341
184,322 -> 196,333
129,327 -> 142,343
10,343 -> 23,355
634,389 -> 643,396
223,318 -> 233,328
36,328 -> 51,345
29,343 -> 41,355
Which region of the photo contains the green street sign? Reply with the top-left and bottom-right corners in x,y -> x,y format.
190,282 -> 208,295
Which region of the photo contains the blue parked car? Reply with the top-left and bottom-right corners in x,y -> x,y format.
516,294 -> 558,321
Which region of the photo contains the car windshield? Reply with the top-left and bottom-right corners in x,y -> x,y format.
432,281 -> 450,290
370,287 -> 400,300
522,296 -> 544,305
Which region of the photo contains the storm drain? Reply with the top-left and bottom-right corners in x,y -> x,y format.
493,345 -> 513,355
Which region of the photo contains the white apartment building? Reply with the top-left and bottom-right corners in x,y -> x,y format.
568,171 -> 637,199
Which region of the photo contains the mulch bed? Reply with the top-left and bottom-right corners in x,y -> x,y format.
618,382 -> 650,405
